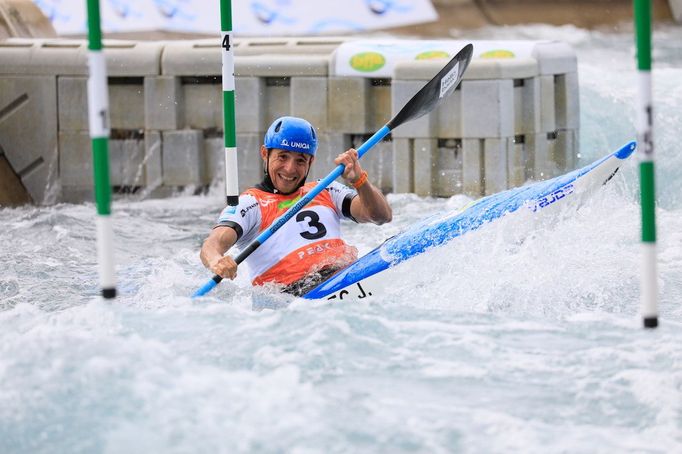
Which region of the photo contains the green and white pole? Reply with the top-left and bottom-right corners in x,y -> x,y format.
86,0 -> 116,299
635,0 -> 657,328
221,0 -> 239,206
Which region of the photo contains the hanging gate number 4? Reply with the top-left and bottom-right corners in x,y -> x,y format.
296,210 -> 327,240
222,34 -> 231,51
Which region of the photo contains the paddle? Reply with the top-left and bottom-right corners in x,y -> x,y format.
192,43 -> 474,298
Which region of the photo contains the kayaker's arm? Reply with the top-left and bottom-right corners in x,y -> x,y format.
349,179 -> 392,225
335,148 -> 392,225
200,226 -> 239,280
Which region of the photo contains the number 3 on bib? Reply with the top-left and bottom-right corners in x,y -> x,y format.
296,210 -> 327,240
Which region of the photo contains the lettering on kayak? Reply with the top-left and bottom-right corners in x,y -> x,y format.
326,282 -> 372,301
528,183 -> 575,212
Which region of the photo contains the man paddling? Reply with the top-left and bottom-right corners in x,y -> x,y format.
200,116 -> 392,296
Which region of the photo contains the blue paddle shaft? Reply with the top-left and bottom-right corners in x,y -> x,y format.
192,278 -> 218,298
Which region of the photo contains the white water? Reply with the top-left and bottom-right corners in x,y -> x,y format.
2,25 -> 682,453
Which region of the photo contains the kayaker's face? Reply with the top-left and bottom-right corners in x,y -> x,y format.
261,146 -> 313,194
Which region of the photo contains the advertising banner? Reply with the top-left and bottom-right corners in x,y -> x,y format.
333,39 -> 544,77
33,0 -> 438,36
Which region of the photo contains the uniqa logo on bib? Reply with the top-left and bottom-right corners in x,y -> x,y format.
281,139 -> 310,150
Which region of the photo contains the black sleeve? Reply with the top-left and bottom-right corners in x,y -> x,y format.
342,194 -> 358,223
213,221 -> 244,241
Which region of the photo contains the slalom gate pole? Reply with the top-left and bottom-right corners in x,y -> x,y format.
86,0 -> 116,299
221,0 -> 239,206
634,0 -> 658,328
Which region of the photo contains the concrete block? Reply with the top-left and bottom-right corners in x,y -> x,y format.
61,186 -> 94,204
391,79 -> 436,139
204,137 -> 225,187
465,58 -> 538,80
368,82 -> 392,132
369,138 -> 394,193
54,132 -> 157,201
392,138 -> 413,194
436,89 -> 463,138
434,140 -> 463,197
311,133 -> 351,183
22,146 -> 59,205
539,75 -> 556,134
103,42 -> 164,77
4,39 -> 84,76
109,138 -> 145,187
0,75 -> 58,204
527,133 -> 555,180
413,138 -> 438,196
265,82 -> 291,130
328,77 -> 369,133
555,72 -> 580,130
205,133 -> 264,193
291,77 -> 328,130
58,131 -> 92,187
183,80 -> 222,130
462,139 -> 483,196
483,138 -> 510,195
235,133 -> 265,192
350,134 -> 392,193
57,76 -> 87,131
461,79 -> 514,138
522,138 -> 536,181
0,39 -> 35,74
162,41 -> 220,76
145,76 -> 184,130
109,80 -> 145,130
162,130 -> 206,186
235,37 -> 348,57
514,77 -> 541,135
58,76 -> 145,131
2,40 -> 162,77
390,58 -> 445,81
236,55 -> 329,77
235,76 -> 265,133
144,131 -> 163,189
533,42 -> 578,76
508,139 -> 528,188
555,129 -> 579,172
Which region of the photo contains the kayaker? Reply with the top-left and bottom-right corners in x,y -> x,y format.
200,116 -> 392,296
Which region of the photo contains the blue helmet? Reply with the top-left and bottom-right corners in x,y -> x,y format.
264,116 -> 317,157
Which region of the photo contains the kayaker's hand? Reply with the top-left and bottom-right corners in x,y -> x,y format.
210,255 -> 238,280
335,148 -> 363,186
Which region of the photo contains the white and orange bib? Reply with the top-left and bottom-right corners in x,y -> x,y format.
216,181 -> 358,287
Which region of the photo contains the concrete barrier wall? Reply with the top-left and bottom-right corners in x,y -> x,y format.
380,46 -> 579,196
0,37 -> 579,204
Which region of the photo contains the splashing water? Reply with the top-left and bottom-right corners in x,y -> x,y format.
2,25 -> 682,453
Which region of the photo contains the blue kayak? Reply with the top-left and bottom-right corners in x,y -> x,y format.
302,141 -> 636,301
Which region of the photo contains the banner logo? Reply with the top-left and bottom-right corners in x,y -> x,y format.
350,52 -> 386,73
415,50 -> 449,60
480,50 -> 515,59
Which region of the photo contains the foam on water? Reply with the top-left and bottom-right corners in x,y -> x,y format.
2,25 -> 682,453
